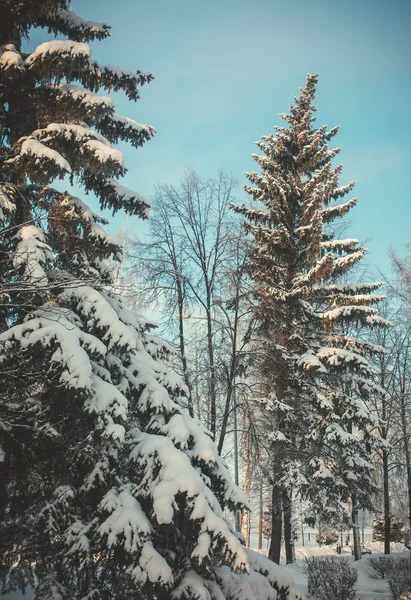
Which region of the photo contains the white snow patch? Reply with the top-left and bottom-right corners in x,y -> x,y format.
55,8 -> 109,37
56,84 -> 114,112
26,40 -> 91,65
0,44 -> 25,72
129,542 -> 173,586
15,138 -> 71,173
99,486 -> 151,553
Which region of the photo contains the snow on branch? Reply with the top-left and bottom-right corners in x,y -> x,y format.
0,185 -> 17,220
98,486 -> 152,553
59,286 -> 137,351
129,430 -> 249,572
312,281 -> 384,296
99,112 -> 156,148
26,39 -> 91,67
298,352 -> 327,373
245,547 -> 298,597
5,137 -> 72,183
298,252 -> 334,285
321,304 -> 377,323
170,570 -> 210,600
98,178 -> 151,217
13,225 -> 53,285
332,248 -> 366,275
0,305 -> 104,392
26,42 -> 153,103
321,198 -> 358,222
53,8 -> 111,41
326,335 -> 386,356
129,541 -> 174,587
365,314 -> 393,328
85,374 -> 128,424
320,238 -> 359,251
32,122 -> 126,172
0,44 -> 25,80
87,61 -> 154,102
55,83 -> 114,119
7,124 -> 127,186
317,347 -> 372,370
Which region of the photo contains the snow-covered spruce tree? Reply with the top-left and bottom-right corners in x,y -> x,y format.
233,74 -> 388,563
0,2 -> 301,599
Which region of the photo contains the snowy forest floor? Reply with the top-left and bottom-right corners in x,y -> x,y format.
5,542 -> 409,599
270,541 -> 409,599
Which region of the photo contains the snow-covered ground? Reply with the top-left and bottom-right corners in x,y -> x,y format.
260,540 -> 409,600
5,541 -> 409,599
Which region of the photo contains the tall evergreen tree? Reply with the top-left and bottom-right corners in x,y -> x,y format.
0,1 -> 301,598
234,74 -> 388,563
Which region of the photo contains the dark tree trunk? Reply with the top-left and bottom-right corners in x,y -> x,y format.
217,381 -> 232,455
382,446 -> 391,555
351,494 -> 361,561
258,481 -> 263,550
283,488 -> 295,564
205,299 -> 216,439
399,392 -> 411,559
268,485 -> 282,564
379,374 -> 391,556
177,281 -> 194,417
217,296 -> 239,455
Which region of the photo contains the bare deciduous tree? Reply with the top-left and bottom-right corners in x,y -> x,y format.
126,169 -> 251,451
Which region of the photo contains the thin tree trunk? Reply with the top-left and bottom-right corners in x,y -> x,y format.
217,290 -> 240,455
194,350 -> 201,419
205,301 -> 216,439
233,384 -> 240,532
177,285 -> 194,417
379,367 -> 391,557
243,508 -> 250,548
258,482 -> 263,550
268,484 -> 282,565
396,339 -> 411,560
351,494 -> 361,561
399,392 -> 411,559
217,381 -> 233,455
283,488 -> 295,564
382,447 -> 391,555
300,498 -> 305,547
241,410 -> 252,547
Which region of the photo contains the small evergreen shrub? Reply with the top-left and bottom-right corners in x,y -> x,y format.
367,556 -> 394,579
373,517 -> 405,542
387,558 -> 411,600
303,556 -> 357,600
316,525 -> 339,546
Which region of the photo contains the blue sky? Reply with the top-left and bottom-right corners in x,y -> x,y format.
30,0 -> 411,273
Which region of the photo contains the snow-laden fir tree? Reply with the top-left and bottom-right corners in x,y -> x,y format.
234,74 -> 389,563
0,1 -> 301,598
